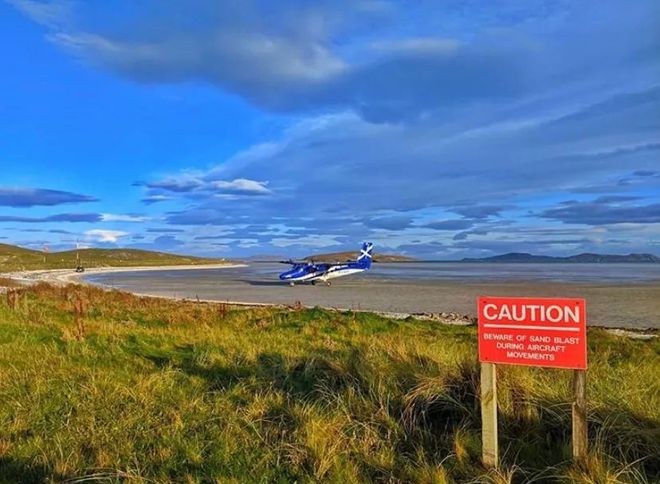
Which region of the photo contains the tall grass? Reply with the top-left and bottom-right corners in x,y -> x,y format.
0,284 -> 658,482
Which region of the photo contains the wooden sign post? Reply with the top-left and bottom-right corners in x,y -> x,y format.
477,297 -> 588,468
572,369 -> 587,464
480,362 -> 498,467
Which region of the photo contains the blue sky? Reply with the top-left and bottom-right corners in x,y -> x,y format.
1,0 -> 659,259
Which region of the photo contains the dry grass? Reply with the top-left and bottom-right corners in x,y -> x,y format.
0,283 -> 658,482
0,277 -> 23,288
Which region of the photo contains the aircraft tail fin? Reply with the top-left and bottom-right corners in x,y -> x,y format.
356,242 -> 374,269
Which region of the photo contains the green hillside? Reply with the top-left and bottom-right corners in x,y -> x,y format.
0,243 -> 224,272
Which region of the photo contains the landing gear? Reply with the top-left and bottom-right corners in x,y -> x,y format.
325,281 -> 332,287
289,281 -> 295,287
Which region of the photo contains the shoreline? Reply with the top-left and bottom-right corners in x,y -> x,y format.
3,264 -> 658,336
0,264 -> 486,328
106,283 -> 658,336
3,263 -> 247,286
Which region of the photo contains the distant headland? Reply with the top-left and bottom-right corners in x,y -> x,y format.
460,252 -> 660,263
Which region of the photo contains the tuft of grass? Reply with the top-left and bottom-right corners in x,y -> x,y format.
0,284 -> 658,482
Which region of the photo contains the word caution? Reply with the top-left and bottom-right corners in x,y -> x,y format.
478,297 -> 587,369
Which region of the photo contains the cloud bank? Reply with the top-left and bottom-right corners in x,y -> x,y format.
0,187 -> 97,207
5,0 -> 660,257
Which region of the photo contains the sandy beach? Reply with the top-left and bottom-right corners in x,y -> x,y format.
4,263 -> 246,286
4,262 -> 659,329
77,263 -> 660,329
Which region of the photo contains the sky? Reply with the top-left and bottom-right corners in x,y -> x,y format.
1,0 -> 659,259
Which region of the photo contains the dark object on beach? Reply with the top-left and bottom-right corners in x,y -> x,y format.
75,266 -> 85,273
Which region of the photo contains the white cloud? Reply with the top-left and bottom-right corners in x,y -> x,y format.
101,213 -> 151,222
6,0 -> 72,28
85,229 -> 129,243
212,178 -> 272,196
141,194 -> 174,204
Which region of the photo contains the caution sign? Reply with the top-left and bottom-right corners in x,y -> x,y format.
478,296 -> 587,369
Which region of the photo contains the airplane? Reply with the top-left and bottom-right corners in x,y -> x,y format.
279,242 -> 374,286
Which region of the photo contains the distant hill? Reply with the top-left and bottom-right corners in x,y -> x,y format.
304,250 -> 415,263
461,252 -> 660,263
0,243 -> 225,272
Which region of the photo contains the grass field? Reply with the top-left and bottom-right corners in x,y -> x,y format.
0,283 -> 658,483
0,243 -> 224,273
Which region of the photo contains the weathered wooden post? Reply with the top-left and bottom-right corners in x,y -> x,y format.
572,369 -> 588,463
480,362 -> 498,467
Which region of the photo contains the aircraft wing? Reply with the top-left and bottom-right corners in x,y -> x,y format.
278,259 -> 308,265
278,258 -> 346,266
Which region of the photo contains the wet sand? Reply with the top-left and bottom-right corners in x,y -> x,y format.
84,265 -> 660,329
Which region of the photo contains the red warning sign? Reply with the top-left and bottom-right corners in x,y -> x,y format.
478,297 -> 587,369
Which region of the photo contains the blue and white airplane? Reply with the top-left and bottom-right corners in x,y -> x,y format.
279,242 -> 374,286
